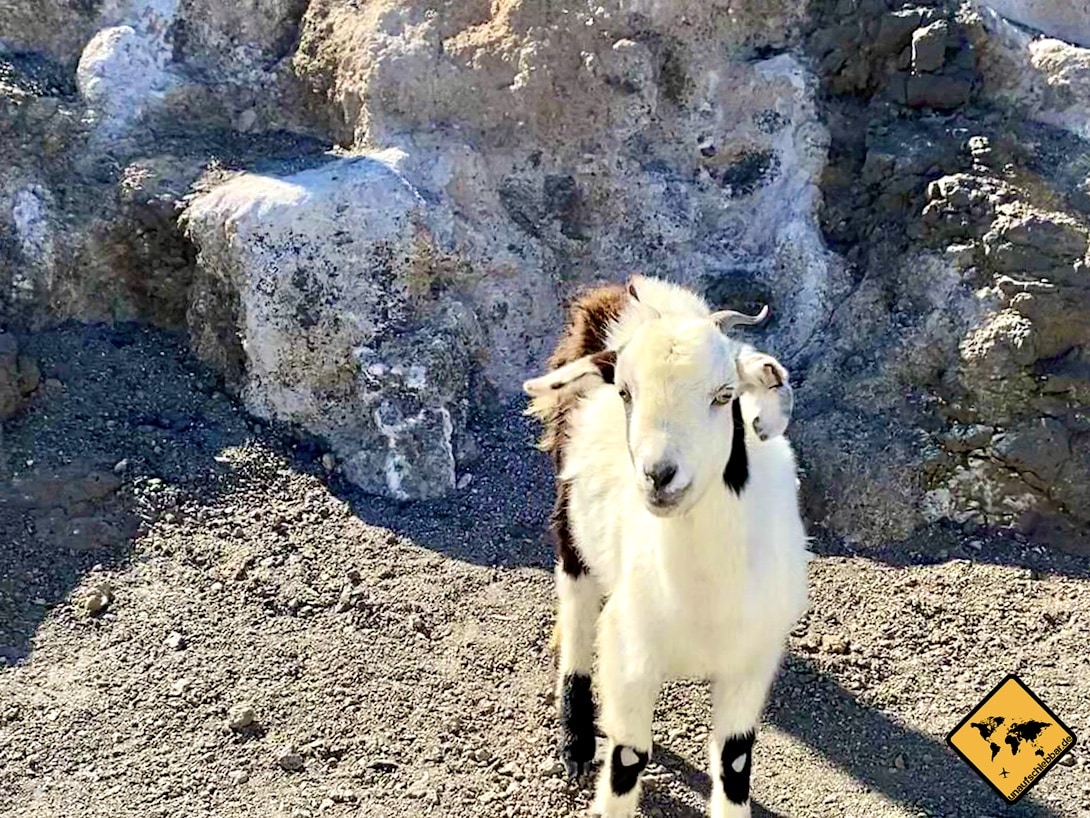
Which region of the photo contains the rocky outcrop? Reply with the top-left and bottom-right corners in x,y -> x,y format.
2,0 -> 1090,548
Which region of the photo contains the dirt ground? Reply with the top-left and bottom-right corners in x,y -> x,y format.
1,324 -> 1088,818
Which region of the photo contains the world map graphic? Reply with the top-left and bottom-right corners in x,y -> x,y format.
970,716 -> 1053,762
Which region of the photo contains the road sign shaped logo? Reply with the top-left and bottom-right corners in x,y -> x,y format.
947,674 -> 1076,803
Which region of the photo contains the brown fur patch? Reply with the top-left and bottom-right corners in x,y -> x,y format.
532,284 -> 629,576
534,284 -> 628,464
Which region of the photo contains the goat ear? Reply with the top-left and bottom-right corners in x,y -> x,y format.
736,350 -> 793,441
626,275 -> 661,321
522,350 -> 617,397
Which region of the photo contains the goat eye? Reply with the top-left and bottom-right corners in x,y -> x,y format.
712,387 -> 733,406
618,386 -> 632,403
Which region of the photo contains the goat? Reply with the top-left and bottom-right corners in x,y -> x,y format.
523,276 -> 811,818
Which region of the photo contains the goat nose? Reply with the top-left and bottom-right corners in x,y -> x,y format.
643,461 -> 677,491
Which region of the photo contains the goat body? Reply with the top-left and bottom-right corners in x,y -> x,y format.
526,277 -> 811,818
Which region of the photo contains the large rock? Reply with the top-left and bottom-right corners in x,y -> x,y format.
183,155 -> 485,500
980,0 -> 1090,49
972,4 -> 1090,139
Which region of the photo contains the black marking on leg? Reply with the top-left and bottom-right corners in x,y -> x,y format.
560,673 -> 596,776
722,399 -> 749,495
552,480 -> 587,577
719,730 -> 755,805
609,744 -> 648,795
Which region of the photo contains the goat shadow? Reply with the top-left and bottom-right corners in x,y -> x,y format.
636,655 -> 1062,817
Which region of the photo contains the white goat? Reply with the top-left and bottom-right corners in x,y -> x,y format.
524,276 -> 811,818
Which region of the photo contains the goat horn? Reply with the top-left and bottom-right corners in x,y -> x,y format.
711,305 -> 770,331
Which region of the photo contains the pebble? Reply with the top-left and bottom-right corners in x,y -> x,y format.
170,678 -> 193,696
538,757 -> 564,776
278,749 -> 305,772
165,632 -> 186,650
894,754 -> 906,771
227,704 -> 256,731
227,770 -> 249,785
1060,753 -> 1076,767
822,634 -> 851,655
321,453 -> 336,472
472,747 -> 493,764
113,459 -> 128,474
84,584 -> 113,615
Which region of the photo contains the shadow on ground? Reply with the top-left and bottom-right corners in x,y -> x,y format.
642,655 -> 1061,817
0,323 -> 288,665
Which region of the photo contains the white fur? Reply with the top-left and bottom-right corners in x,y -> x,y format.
530,277 -> 811,818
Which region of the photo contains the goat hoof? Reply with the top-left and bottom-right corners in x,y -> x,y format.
564,758 -> 591,779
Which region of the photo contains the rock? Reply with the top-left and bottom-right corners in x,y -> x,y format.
906,74 -> 973,109
227,769 -> 250,785
821,634 -> 851,655
992,420 -> 1072,485
876,10 -> 927,57
973,11 -> 1090,140
112,459 -> 129,475
277,748 -> 304,772
941,424 -> 994,453
83,584 -> 113,616
227,704 -> 256,731
164,631 -> 186,650
912,21 -> 949,74
183,157 -> 481,501
76,19 -> 178,138
981,0 -> 1090,49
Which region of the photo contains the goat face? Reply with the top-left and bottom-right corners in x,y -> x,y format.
614,318 -> 746,515
523,316 -> 791,517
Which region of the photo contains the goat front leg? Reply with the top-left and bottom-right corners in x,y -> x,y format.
592,600 -> 659,818
707,655 -> 781,818
555,563 -> 601,777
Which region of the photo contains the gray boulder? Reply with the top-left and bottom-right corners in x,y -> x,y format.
183,155 -> 481,500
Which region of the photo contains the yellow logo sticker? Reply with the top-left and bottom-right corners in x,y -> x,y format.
947,674 -> 1076,803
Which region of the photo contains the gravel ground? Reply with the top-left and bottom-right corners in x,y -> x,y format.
1,324 -> 1088,818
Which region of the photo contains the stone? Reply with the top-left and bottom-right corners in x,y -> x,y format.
876,10 -> 927,57
973,10 -> 1090,140
227,704 -> 256,731
906,74 -> 973,109
183,156 -> 480,501
912,21 -> 949,74
83,583 -> 113,616
277,748 -> 304,772
992,420 -> 1071,486
76,17 -> 178,138
981,0 -> 1090,50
